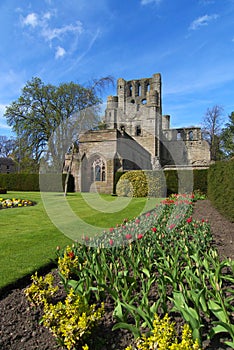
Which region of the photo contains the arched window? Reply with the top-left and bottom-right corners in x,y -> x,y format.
95,165 -> 101,181
189,131 -> 193,141
137,84 -> 141,96
92,158 -> 106,182
129,84 -> 132,97
177,131 -> 182,140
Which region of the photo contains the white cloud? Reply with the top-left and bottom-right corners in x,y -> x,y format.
0,104 -> 6,115
43,12 -> 52,21
42,21 -> 83,42
21,11 -> 83,43
0,105 -> 11,132
22,13 -> 39,28
141,0 -> 161,5
55,46 -> 66,59
189,14 -> 218,30
20,10 -> 84,58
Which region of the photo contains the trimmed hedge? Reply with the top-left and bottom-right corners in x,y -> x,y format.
164,170 -> 178,195
162,169 -> 208,196
116,170 -> 166,198
0,173 -> 74,192
193,169 -> 208,194
116,169 -> 208,198
208,160 -> 234,222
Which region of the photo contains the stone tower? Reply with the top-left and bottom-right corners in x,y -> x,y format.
63,73 -> 210,194
104,73 -> 162,169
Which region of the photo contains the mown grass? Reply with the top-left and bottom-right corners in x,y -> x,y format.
0,191 -> 160,289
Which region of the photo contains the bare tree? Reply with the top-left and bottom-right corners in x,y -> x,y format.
202,105 -> 224,161
0,136 -> 17,157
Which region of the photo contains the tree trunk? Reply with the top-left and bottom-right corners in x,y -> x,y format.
64,144 -> 74,196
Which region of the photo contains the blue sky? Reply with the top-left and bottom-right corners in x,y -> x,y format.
0,0 -> 234,137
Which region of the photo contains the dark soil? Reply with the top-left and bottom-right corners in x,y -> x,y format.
0,200 -> 233,350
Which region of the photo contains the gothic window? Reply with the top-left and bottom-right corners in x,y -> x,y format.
136,125 -> 141,136
141,99 -> 147,105
95,165 -> 101,181
92,158 -> 106,182
129,84 -> 132,97
189,131 -> 193,141
146,83 -> 150,92
177,131 -> 182,140
137,84 -> 141,96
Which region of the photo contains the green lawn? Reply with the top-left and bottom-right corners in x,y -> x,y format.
0,191 -> 159,289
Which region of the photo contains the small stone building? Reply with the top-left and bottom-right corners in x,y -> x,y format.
0,158 -> 17,174
64,73 -> 210,193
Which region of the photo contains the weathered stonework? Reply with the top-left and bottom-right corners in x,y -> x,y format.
64,73 -> 210,193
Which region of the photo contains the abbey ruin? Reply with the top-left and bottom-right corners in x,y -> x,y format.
64,73 -> 210,193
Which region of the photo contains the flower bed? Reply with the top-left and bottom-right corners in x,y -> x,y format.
0,197 -> 35,209
25,194 -> 234,350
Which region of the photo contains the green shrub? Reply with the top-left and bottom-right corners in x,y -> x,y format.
24,272 -> 58,306
116,170 -> 147,197
42,289 -> 104,350
208,159 -> 234,222
25,273 -> 104,350
113,171 -> 126,194
125,314 -> 202,350
193,169 -> 208,194
164,170 -> 178,195
164,169 -> 208,196
0,173 -> 74,192
116,170 -> 165,197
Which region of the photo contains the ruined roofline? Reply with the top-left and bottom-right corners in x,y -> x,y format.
117,73 -> 161,83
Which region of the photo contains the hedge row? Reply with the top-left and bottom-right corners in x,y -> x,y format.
0,173 -> 74,192
115,169 -> 208,198
116,170 -> 166,198
208,160 -> 234,222
164,169 -> 208,196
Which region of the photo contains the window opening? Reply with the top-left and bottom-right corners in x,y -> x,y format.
136,125 -> 141,136
92,158 -> 106,182
102,168 -> 106,181
189,131 -> 193,141
177,131 -> 182,140
129,84 -> 132,97
137,84 -> 141,96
